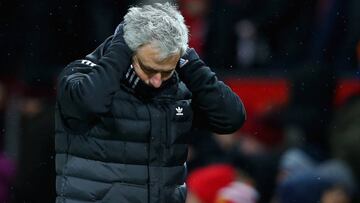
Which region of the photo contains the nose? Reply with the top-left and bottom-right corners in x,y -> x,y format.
149,73 -> 162,88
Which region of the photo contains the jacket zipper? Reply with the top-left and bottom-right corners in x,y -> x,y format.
145,104 -> 151,203
162,104 -> 171,148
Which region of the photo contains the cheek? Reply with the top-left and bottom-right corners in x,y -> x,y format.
133,64 -> 150,82
139,72 -> 150,82
162,73 -> 173,81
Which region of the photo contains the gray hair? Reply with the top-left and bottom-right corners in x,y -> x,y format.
123,3 -> 189,59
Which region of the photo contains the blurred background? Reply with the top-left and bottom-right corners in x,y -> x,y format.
1,0 -> 360,202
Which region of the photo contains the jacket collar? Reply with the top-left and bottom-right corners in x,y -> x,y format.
122,65 -> 180,102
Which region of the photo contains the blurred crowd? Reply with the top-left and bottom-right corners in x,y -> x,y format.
1,0 -> 360,202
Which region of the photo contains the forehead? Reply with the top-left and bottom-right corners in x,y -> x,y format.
136,44 -> 180,71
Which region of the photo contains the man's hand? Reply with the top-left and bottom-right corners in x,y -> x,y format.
176,48 -> 246,134
111,23 -> 132,55
177,48 -> 206,85
178,48 -> 201,69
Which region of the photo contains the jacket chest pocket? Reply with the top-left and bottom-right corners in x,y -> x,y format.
164,100 -> 193,146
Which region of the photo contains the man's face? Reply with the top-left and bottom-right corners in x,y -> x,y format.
132,44 -> 180,88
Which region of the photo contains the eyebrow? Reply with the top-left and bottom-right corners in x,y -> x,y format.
138,58 -> 175,73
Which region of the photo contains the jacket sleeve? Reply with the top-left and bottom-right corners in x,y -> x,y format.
178,60 -> 246,134
56,36 -> 132,119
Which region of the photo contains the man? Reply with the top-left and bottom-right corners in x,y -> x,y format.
55,3 -> 246,203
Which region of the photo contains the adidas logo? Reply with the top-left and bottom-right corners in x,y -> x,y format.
179,58 -> 189,68
176,107 -> 183,116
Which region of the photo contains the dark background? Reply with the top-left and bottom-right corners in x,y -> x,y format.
0,0 -> 360,202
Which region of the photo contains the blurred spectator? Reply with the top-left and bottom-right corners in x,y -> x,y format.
274,157 -> 356,203
187,129 -> 280,203
216,182 -> 259,203
278,148 -> 356,186
235,20 -> 269,69
186,164 -> 258,203
276,148 -> 316,183
275,172 -> 335,203
321,187 -> 351,203
330,95 -> 360,193
187,164 -> 236,203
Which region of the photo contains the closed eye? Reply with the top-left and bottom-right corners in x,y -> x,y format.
161,70 -> 174,78
136,56 -> 175,78
141,66 -> 158,74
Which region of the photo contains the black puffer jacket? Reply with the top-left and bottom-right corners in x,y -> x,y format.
55,36 -> 246,203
